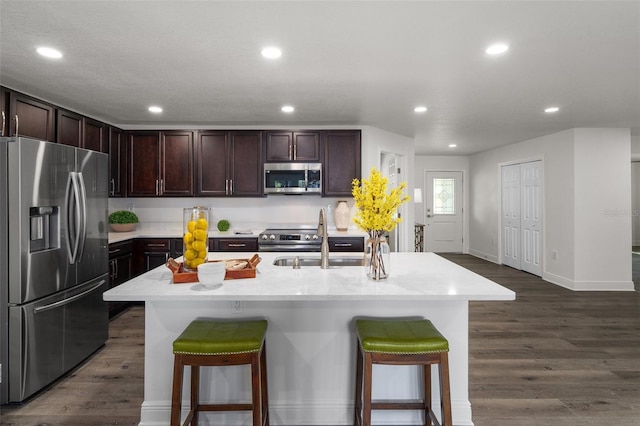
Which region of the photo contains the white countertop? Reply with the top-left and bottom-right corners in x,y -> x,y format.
103,251 -> 515,302
108,223 -> 367,244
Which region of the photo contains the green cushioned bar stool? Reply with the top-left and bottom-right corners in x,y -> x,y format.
170,319 -> 269,426
353,318 -> 452,426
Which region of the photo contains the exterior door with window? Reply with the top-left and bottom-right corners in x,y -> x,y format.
425,171 -> 463,252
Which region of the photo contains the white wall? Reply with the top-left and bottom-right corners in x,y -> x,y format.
631,131 -> 640,245
632,162 -> 640,246
469,128 -> 633,291
361,126 -> 416,251
573,128 -> 631,287
414,155 -> 470,253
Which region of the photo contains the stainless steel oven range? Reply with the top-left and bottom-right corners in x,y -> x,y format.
258,228 -> 322,252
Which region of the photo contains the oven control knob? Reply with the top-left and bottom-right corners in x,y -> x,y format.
269,234 -> 276,240
304,235 -> 311,241
312,234 -> 319,240
260,234 -> 268,240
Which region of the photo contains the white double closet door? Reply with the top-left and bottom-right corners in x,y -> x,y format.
501,161 -> 542,276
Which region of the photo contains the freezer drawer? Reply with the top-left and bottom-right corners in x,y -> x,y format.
8,276 -> 109,402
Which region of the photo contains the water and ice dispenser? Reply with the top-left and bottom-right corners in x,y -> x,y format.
29,206 -> 59,252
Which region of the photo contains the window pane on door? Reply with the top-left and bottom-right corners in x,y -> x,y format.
433,178 -> 455,214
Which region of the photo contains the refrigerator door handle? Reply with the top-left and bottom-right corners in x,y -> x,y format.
65,172 -> 77,263
65,172 -> 87,264
33,280 -> 105,314
75,172 -> 88,262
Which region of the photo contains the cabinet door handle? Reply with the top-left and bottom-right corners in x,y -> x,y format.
1,111 -> 5,136
225,179 -> 229,195
109,248 -> 122,255
110,178 -> 115,196
146,243 -> 167,248
228,243 -> 246,247
334,243 -> 353,247
114,259 -> 119,278
14,114 -> 19,137
288,143 -> 293,160
293,142 -> 297,160
229,179 -> 233,195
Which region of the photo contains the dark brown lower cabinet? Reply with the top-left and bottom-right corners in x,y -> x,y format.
108,240 -> 133,317
328,236 -> 365,252
210,238 -> 259,252
133,238 -> 184,276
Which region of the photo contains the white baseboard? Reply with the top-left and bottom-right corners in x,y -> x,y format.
138,399 -> 475,425
467,249 -> 499,264
543,271 -> 635,291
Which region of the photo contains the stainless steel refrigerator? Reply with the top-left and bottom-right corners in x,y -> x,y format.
0,136 -> 109,404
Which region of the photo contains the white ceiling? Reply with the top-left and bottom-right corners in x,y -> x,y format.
1,1 -> 638,155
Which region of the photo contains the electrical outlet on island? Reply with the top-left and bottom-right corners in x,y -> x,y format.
231,301 -> 242,313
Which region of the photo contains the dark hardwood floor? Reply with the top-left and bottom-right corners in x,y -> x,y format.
441,253 -> 640,426
1,254 -> 638,426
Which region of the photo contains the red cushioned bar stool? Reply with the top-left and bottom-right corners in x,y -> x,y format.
353,318 -> 452,426
170,318 -> 269,426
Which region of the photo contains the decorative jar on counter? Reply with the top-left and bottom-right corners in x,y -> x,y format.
334,200 -> 350,231
182,206 -> 210,271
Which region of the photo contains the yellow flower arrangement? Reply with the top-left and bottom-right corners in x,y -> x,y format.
351,167 -> 410,237
352,167 -> 410,279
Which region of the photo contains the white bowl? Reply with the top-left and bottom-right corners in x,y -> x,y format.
197,262 -> 226,289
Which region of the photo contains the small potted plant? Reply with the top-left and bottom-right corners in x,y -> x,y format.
108,210 -> 139,232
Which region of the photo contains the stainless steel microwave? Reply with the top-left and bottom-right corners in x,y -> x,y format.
264,163 -> 322,194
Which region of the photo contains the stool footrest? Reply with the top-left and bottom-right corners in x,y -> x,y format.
198,403 -> 254,411
371,399 -> 427,410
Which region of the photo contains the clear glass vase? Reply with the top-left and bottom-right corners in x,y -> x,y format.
365,234 -> 390,280
183,206 -> 210,271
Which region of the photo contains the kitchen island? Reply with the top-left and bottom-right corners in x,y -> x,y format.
103,252 -> 514,426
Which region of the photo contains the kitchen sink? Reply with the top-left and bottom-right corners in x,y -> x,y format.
272,256 -> 364,267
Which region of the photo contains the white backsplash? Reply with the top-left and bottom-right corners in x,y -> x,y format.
108,196 -> 357,230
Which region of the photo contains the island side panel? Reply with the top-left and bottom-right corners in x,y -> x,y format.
139,299 -> 474,426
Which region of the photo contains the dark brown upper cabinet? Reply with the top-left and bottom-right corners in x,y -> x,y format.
128,131 -> 194,197
1,87 -> 8,137
197,130 -> 263,197
265,131 -> 321,162
8,91 -> 55,141
56,109 -> 106,152
56,109 -> 83,147
322,130 -> 361,197
84,117 -> 106,153
108,126 -> 126,197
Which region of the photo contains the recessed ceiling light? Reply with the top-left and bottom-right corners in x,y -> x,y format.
148,106 -> 163,113
485,43 -> 509,55
36,46 -> 63,59
414,106 -> 428,113
449,144 -> 457,148
281,105 -> 295,113
544,106 -> 560,113
261,46 -> 282,59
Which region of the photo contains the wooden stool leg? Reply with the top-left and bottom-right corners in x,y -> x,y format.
260,344 -> 270,426
190,365 -> 199,426
439,353 -> 452,426
353,341 -> 363,425
424,363 -> 432,426
251,352 -> 262,425
362,352 -> 373,426
170,355 -> 184,426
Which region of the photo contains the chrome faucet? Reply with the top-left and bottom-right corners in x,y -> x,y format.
318,208 -> 329,269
